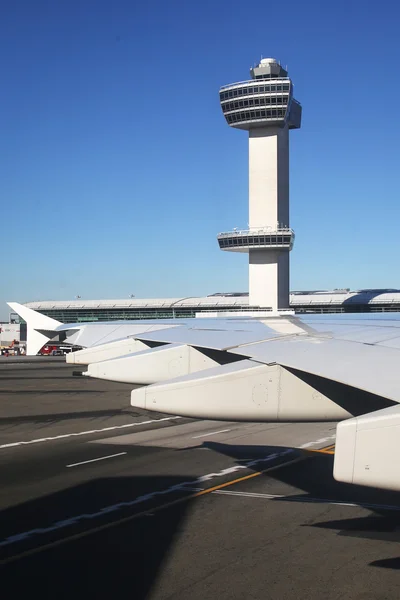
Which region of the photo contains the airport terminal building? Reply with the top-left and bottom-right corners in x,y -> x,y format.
16,289 -> 400,324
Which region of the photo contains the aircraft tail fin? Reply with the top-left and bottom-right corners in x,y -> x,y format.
7,302 -> 62,356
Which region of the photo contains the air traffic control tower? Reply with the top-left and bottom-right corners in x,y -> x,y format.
218,58 -> 302,311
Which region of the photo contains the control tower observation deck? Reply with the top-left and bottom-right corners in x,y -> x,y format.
217,58 -> 302,311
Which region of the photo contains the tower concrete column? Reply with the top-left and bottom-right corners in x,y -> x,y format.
248,125 -> 290,308
249,126 -> 289,230
249,249 -> 290,310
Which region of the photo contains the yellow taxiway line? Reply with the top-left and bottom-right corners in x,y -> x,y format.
307,444 -> 335,455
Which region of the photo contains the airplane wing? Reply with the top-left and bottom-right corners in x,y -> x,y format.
80,313 -> 400,492
9,301 -> 400,492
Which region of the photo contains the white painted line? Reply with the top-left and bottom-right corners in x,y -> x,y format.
214,490 -> 284,499
298,442 -> 317,448
192,429 -> 232,439
212,489 -> 400,512
66,452 -> 127,468
298,434 -> 335,449
0,447 -> 295,549
0,416 -> 182,450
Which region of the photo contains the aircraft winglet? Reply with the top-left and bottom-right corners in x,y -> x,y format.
7,302 -> 63,356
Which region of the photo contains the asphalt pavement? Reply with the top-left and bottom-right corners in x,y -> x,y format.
1,359 -> 400,600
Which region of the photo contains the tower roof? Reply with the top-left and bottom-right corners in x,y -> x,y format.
251,58 -> 287,80
260,58 -> 278,65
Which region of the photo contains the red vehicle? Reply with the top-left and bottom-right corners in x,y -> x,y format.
39,345 -> 60,356
38,344 -> 75,356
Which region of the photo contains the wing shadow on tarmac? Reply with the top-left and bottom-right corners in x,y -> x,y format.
203,441 -> 400,546
369,557 -> 400,570
0,473 -> 197,599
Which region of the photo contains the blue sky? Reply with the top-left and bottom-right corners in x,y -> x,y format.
1,0 -> 400,319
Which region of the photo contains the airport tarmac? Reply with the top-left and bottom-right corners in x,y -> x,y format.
1,359 -> 400,599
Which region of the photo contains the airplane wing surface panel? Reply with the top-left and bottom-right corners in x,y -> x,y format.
302,313 -> 400,325
58,322 -> 183,349
230,336 -> 400,403
299,317 -> 400,345
135,326 -> 293,351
